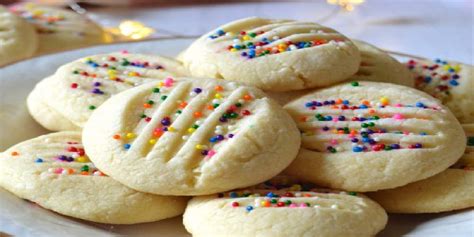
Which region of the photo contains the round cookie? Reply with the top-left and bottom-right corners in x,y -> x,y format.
180,17 -> 360,92
0,132 -> 188,224
9,3 -> 108,55
407,58 -> 474,124
83,77 -> 301,196
266,40 -> 413,105
183,176 -> 387,237
27,52 -> 187,130
0,5 -> 38,67
283,81 -> 466,192
368,126 -> 474,213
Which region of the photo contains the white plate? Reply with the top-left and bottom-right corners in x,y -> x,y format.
0,39 -> 472,237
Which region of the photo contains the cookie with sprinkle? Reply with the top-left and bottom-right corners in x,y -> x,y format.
184,176 -> 387,237
407,58 -> 473,124
0,131 -> 188,224
283,81 -> 466,192
27,52 -> 187,131
83,77 -> 300,195
180,17 -> 360,91
9,2 -> 108,55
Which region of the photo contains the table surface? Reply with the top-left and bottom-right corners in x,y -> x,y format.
89,0 -> 473,64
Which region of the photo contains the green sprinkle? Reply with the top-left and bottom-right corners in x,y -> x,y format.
176,110 -> 182,114
88,105 -> 96,110
81,165 -> 89,172
152,88 -> 160,93
351,81 -> 359,87
348,192 -> 357,196
468,136 -> 474,146
213,103 -> 220,108
147,100 -> 154,105
73,70 -> 79,74
192,124 -> 199,129
140,114 -> 146,118
161,95 -> 167,100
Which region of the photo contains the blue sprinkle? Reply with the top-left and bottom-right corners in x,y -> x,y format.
229,192 -> 238,198
352,147 -> 363,152
449,80 -> 459,86
266,192 -> 275,198
362,137 -> 370,143
342,100 -> 350,105
424,76 -> 432,83
435,58 -> 442,63
35,158 -> 43,163
124,144 -> 131,149
216,29 -> 225,35
246,206 -> 254,212
420,132 -> 427,135
324,116 -> 332,121
360,104 -> 368,109
452,74 -> 460,79
415,102 -> 425,108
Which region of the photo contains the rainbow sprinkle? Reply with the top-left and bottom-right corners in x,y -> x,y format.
208,29 -> 344,59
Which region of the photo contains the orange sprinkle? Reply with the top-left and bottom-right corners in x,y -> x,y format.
331,105 -> 339,109
81,171 -> 89,175
193,112 -> 202,118
337,130 -> 345,134
243,94 -> 252,101
179,102 -> 188,108
362,100 -> 370,106
299,116 -> 307,122
335,99 -> 343,104
153,130 -> 163,137
11,151 -> 19,156
143,103 -> 152,109
67,168 -> 74,174
113,134 -> 121,140
303,193 -> 312,197
214,85 -> 223,91
369,109 -> 376,114
207,105 -> 214,110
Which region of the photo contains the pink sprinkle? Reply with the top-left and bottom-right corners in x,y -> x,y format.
330,139 -> 338,145
299,203 -> 308,208
332,118 -> 338,122
403,131 -> 409,135
394,103 -> 402,107
207,150 -> 216,158
121,50 -> 129,54
289,204 -> 298,208
392,113 -> 404,120
54,168 -> 63,174
164,77 -> 174,87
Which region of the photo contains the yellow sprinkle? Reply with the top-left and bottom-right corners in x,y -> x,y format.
453,65 -> 461,72
158,81 -> 164,87
187,128 -> 195,133
243,35 -> 251,41
278,43 -> 287,49
107,69 -> 116,74
195,144 -> 205,150
290,184 -> 302,191
76,156 -> 89,163
214,93 -> 222,99
230,48 -> 237,52
380,97 -> 389,105
128,72 -> 139,77
443,65 -> 451,71
149,139 -> 156,144
168,126 -> 175,132
126,133 -> 135,139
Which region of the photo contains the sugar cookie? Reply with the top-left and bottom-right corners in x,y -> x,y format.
83,78 -> 300,195
9,3 -> 108,55
284,81 -> 466,192
27,52 -> 187,130
0,132 -> 187,224
180,17 -> 360,91
0,5 -> 38,66
407,58 -> 474,124
266,40 -> 413,105
368,126 -> 474,213
183,176 -> 387,237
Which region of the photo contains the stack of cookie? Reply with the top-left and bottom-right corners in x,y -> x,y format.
0,3 -> 108,67
0,17 -> 472,236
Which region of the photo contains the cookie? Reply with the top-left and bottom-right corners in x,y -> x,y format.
180,17 -> 360,92
183,176 -> 387,237
0,5 -> 38,66
0,131 -> 188,224
82,77 -> 300,195
27,52 -> 187,130
407,58 -> 474,124
266,40 -> 413,105
9,3 -> 108,55
283,81 -> 466,192
367,126 -> 474,213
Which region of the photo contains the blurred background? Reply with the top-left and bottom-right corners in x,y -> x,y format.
2,0 -> 472,63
